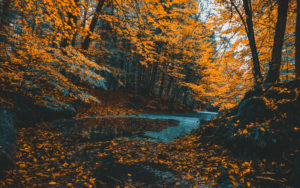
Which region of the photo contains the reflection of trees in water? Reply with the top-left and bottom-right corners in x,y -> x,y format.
54,117 -> 178,141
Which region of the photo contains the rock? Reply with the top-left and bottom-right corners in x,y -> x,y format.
0,150 -> 14,171
0,104 -> 16,172
14,99 -> 74,127
290,152 -> 300,187
237,97 -> 272,123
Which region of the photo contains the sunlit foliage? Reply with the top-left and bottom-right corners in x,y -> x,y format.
1,0 -> 299,110
213,0 -> 297,82
0,0 -> 108,111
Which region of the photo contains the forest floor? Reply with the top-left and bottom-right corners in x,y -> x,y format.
1,84 -> 299,187
0,90 -> 198,187
1,118 -> 289,187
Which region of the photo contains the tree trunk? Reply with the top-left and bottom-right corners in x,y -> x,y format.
0,0 -> 11,68
71,0 -> 80,47
296,0 -> 300,79
0,2 -> 10,28
168,85 -> 177,110
166,77 -> 173,97
172,87 -> 181,110
284,48 -> 289,81
183,88 -> 189,105
159,72 -> 165,97
71,30 -> 78,47
61,0 -> 79,48
242,0 -> 263,86
133,62 -> 138,91
137,63 -> 143,93
134,62 -> 138,91
81,0 -> 105,50
126,62 -> 131,89
149,63 -> 158,94
265,0 -> 290,83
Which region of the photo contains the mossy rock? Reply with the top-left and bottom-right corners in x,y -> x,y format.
237,97 -> 272,124
0,104 -> 16,172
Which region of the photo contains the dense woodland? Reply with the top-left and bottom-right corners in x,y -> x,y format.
1,0 -> 298,111
0,0 -> 300,187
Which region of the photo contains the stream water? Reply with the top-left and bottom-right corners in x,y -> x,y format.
129,112 -> 218,142
66,111 -> 218,142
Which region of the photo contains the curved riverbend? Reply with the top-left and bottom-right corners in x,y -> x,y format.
71,111 -> 218,142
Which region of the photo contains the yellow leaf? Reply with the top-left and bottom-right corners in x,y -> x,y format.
260,127 -> 266,132
49,181 -> 57,185
246,182 -> 251,187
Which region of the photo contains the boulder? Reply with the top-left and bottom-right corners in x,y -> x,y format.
0,104 -> 16,172
237,97 -> 272,124
290,151 -> 300,187
14,99 -> 75,127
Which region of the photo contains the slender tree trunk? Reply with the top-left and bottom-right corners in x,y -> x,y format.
242,0 -> 263,85
159,72 -> 165,97
283,43 -> 290,81
71,30 -> 79,47
31,1 -> 38,35
149,63 -> 158,94
133,62 -> 138,91
81,4 -> 89,36
0,0 -> 11,61
183,88 -> 189,105
60,0 -> 79,48
134,62 -> 138,92
126,63 -> 131,89
107,72 -> 113,90
265,0 -> 290,83
82,0 -> 105,50
168,85 -> 177,110
166,77 -> 173,97
172,87 -> 181,110
71,0 -> 80,47
296,0 -> 300,79
71,31 -> 78,47
285,49 -> 289,81
124,62 -> 128,88
0,0 -> 10,28
137,63 -> 143,92
0,0 -> 11,37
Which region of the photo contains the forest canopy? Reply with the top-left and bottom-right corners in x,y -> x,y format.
0,0 -> 299,111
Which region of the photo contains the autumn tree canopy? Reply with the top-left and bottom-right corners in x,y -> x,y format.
0,0 -> 299,110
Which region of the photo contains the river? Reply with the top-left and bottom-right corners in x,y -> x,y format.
128,112 -> 217,142
50,111 -> 218,187
64,111 -> 218,142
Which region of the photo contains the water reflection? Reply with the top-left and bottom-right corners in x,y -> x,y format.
51,112 -> 217,142
134,112 -> 217,142
51,117 -> 179,141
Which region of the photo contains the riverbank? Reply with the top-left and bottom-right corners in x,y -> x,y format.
0,117 -> 181,187
0,89 -> 195,182
0,108 -> 218,187
1,111 -> 220,187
